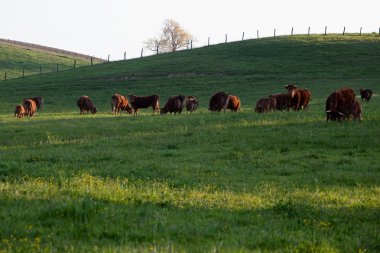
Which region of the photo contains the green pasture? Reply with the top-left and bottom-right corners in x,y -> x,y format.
0,34 -> 379,252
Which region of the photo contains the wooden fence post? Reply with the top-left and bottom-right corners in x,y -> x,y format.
124,52 -> 126,60
208,37 -> 210,46
141,48 -> 144,58
343,26 -> 346,35
156,45 -> 159,54
4,72 -> 6,81
274,29 -> 276,37
291,27 -> 293,36
325,26 -> 327,35
257,30 -> 259,39
308,27 -> 310,35
242,32 -> 245,40
360,27 -> 362,35
225,34 -> 227,43
108,55 -> 110,63
91,57 -> 93,66
74,59 -> 76,69
191,40 -> 193,49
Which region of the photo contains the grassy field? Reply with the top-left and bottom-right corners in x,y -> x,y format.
0,34 -> 379,252
0,41 -> 102,80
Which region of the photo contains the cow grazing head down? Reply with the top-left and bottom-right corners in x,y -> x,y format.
209,92 -> 230,112
186,96 -> 198,113
359,89 -> 373,102
325,88 -> 361,122
14,105 -> 26,118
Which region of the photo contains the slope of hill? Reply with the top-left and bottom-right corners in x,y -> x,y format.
0,39 -> 103,80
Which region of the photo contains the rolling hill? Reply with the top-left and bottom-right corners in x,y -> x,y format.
0,34 -> 379,252
0,39 -> 103,80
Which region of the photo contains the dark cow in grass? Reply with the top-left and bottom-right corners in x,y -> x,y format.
129,94 -> 160,115
23,99 -> 37,117
325,88 -> 361,121
111,94 -> 133,115
227,95 -> 241,112
284,84 -> 311,111
268,93 -> 287,111
209,92 -> 230,112
14,105 -> 26,118
77,96 -> 97,114
255,97 -> 276,113
160,95 -> 186,114
359,89 -> 373,102
186,96 -> 198,113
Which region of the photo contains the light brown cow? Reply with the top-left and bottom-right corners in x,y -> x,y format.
23,99 -> 37,117
111,94 -> 133,115
227,95 -> 241,112
14,105 -> 26,118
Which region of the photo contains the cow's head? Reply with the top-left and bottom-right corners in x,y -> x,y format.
129,94 -> 136,102
90,107 -> 97,114
285,84 -> 298,98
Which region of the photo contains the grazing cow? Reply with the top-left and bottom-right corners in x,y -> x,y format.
14,105 -> 26,118
359,89 -> 373,102
268,93 -> 287,111
255,97 -> 276,113
129,94 -> 160,115
325,88 -> 357,121
77,96 -> 97,114
186,96 -> 198,113
23,97 -> 44,110
209,92 -> 230,112
227,95 -> 241,112
111,94 -> 133,115
160,95 -> 186,114
284,84 -> 311,111
23,99 -> 37,117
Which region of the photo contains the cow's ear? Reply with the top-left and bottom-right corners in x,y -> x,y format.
294,85 -> 298,88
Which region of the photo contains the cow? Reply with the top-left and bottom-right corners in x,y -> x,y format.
23,99 -> 37,117
325,88 -> 357,121
129,94 -> 160,115
77,96 -> 97,114
186,96 -> 198,113
359,89 -> 373,102
160,95 -> 186,114
111,94 -> 133,115
23,97 -> 44,110
227,95 -> 241,112
284,84 -> 311,111
14,105 -> 26,118
209,92 -> 230,112
255,97 -> 276,113
268,93 -> 287,111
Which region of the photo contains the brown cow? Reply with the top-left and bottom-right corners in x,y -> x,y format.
209,92 -> 230,112
359,89 -> 373,102
268,93 -> 287,111
325,88 -> 357,121
160,95 -> 186,114
129,94 -> 160,115
227,95 -> 241,112
23,99 -> 37,117
111,94 -> 133,115
14,105 -> 26,118
284,84 -> 311,111
255,97 -> 276,113
77,96 -> 97,114
186,96 -> 198,113
23,97 -> 44,110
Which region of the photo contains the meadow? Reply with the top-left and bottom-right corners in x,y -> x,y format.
0,34 -> 379,252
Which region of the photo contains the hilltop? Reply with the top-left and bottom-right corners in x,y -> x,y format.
0,38 -> 104,80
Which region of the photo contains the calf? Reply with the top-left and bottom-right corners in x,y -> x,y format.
14,105 -> 26,118
227,95 -> 241,112
129,94 -> 160,115
186,96 -> 198,113
359,89 -> 373,102
111,94 -> 132,115
77,96 -> 97,114
23,99 -> 37,117
160,95 -> 186,114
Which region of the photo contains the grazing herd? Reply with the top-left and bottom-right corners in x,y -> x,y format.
13,86 -> 373,122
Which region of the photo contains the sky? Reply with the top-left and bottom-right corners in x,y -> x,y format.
1,0 -> 379,60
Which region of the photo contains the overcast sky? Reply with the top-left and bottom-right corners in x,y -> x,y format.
1,0 -> 379,60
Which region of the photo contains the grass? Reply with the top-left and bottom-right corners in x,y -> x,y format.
0,41 -> 102,80
0,34 -> 380,252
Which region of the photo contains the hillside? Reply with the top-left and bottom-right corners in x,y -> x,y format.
0,39 -> 103,80
0,34 -> 379,113
0,34 -> 380,252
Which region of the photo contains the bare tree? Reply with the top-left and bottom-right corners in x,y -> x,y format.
145,19 -> 194,53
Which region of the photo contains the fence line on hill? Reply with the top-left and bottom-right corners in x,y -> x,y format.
1,27 -> 379,81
